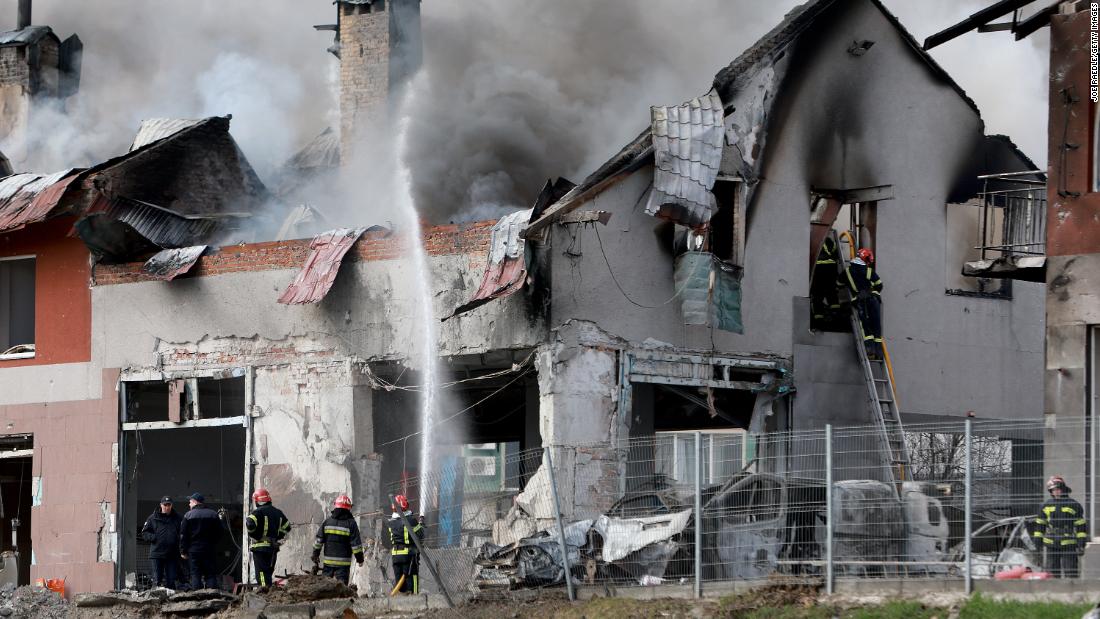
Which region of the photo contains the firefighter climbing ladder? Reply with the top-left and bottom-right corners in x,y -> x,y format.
835,232 -> 911,493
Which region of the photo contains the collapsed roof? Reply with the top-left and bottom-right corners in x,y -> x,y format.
0,116 -> 268,262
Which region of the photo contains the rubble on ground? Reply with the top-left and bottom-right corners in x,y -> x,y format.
262,575 -> 356,603
0,583 -> 68,619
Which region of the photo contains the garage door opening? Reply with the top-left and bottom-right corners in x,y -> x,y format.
118,379 -> 248,589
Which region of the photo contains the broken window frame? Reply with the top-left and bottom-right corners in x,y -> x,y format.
116,368 -> 256,587
706,176 -> 745,267
655,429 -> 749,486
0,255 -> 35,360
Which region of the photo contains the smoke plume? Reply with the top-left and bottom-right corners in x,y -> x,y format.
4,0 -> 1049,225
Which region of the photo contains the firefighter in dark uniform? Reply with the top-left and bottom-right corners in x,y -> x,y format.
312,494 -> 364,584
810,236 -> 842,328
844,247 -> 884,359
387,494 -> 424,595
1034,475 -> 1087,578
246,488 -> 291,590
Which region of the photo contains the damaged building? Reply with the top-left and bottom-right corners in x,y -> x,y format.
0,0 -> 1051,595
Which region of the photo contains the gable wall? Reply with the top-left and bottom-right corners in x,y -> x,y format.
549,0 -> 1043,426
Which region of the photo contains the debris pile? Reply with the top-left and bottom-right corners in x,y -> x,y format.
263,574 -> 356,604
72,588 -> 236,616
0,584 -> 68,619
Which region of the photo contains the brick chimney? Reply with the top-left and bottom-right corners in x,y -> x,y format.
331,0 -> 422,163
0,0 -> 82,167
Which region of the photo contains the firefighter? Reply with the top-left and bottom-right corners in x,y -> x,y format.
312,495 -> 364,584
844,247 -> 884,359
246,488 -> 291,590
810,236 -> 842,327
387,494 -> 424,595
1034,475 -> 1087,578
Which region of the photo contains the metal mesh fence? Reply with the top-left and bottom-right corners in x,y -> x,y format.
371,416 -> 1090,599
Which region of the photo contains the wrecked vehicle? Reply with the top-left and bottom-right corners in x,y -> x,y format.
947,516 -> 1041,578
476,472 -> 951,589
474,496 -> 694,588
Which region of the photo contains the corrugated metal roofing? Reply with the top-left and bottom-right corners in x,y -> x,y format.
129,118 -> 203,152
0,26 -> 54,47
85,194 -> 219,248
285,127 -> 340,170
277,227 -> 366,305
0,169 -> 81,232
446,209 -> 531,320
645,90 -> 724,228
142,246 -> 208,281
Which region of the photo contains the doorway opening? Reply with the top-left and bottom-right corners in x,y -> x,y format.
0,435 -> 32,586
118,378 -> 248,589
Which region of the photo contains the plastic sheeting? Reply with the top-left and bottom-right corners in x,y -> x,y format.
674,251 -> 743,333
592,508 -> 692,563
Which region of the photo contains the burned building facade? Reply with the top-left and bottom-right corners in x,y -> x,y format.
0,0 -> 1050,595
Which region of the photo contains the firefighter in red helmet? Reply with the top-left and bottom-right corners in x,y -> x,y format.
387,494 -> 424,594
246,488 -> 290,590
1034,475 -> 1087,577
844,247 -> 885,359
312,494 -> 364,584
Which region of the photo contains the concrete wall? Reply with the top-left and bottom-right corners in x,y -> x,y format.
86,226 -> 543,588
549,0 -> 1044,436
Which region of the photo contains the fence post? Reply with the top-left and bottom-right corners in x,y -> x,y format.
825,424 -> 834,595
694,431 -> 702,599
964,417 -> 973,596
544,447 -> 576,602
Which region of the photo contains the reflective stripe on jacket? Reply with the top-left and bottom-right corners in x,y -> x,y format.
844,260 -> 883,297
815,237 -> 839,266
1034,496 -> 1087,547
387,512 -> 424,557
313,508 -> 364,566
247,504 -> 291,551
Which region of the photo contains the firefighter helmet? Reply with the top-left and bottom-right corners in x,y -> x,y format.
394,494 -> 410,511
1047,475 -> 1069,492
857,248 -> 874,263
334,494 -> 353,510
252,488 -> 272,504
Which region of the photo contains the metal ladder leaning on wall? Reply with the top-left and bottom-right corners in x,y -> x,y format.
834,231 -> 911,493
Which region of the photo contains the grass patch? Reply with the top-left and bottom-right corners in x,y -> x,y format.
958,594 -> 1093,619
552,597 -> 695,618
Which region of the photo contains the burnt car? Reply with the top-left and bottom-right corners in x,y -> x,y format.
947,515 -> 1041,578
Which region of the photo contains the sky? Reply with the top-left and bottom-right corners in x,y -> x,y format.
8,0 -> 1050,218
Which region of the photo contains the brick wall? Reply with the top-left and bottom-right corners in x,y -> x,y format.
339,5 -> 390,162
93,221 -> 495,286
0,47 -> 28,87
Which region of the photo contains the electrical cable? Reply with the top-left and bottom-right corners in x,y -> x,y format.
376,369 -> 533,449
593,224 -> 693,309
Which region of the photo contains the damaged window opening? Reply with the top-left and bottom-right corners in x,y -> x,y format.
125,377 -> 245,423
0,257 -> 35,359
372,355 -> 539,545
808,193 -> 878,332
707,179 -> 744,266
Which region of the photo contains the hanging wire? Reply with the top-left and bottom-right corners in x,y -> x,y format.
593,224 -> 693,309
377,369 -> 533,449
